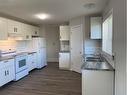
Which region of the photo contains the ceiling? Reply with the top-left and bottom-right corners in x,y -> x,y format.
0,0 -> 108,25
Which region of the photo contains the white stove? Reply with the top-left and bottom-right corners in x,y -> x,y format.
15,53 -> 28,81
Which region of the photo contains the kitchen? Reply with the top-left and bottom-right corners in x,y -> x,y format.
0,0 -> 126,95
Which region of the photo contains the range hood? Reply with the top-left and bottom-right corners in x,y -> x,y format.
8,33 -> 24,40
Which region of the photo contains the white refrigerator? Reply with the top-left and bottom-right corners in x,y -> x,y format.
32,37 -> 47,69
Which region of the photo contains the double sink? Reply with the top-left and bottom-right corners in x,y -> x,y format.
82,55 -> 114,71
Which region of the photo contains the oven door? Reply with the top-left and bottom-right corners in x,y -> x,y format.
15,55 -> 28,73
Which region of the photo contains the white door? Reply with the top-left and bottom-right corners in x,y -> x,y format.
70,25 -> 83,73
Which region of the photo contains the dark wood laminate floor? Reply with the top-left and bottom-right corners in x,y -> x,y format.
0,62 -> 81,95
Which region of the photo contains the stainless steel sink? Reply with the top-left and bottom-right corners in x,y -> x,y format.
82,55 -> 114,71
84,62 -> 114,70
85,56 -> 104,62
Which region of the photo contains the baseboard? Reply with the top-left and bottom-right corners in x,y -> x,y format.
47,58 -> 59,62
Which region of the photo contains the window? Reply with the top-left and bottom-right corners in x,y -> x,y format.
102,14 -> 113,55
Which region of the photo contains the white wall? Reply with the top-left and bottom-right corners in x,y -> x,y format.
40,25 -> 60,62
40,25 -> 46,38
103,0 -> 126,95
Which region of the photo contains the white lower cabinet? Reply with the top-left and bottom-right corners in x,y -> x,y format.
0,59 -> 15,87
59,52 -> 70,69
28,53 -> 37,72
82,70 -> 114,95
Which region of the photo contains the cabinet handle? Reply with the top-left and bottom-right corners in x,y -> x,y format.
14,27 -> 15,32
5,71 -> 6,76
7,70 -> 9,75
26,35 -> 29,39
16,28 -> 18,32
35,31 -> 37,34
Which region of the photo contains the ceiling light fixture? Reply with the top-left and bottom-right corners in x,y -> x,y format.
35,13 -> 50,20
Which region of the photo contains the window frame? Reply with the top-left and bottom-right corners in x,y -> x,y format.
102,10 -> 113,56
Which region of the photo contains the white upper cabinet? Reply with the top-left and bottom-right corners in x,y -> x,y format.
32,26 -> 40,36
7,19 -> 22,35
0,17 -> 40,40
90,17 -> 102,39
0,17 -> 8,40
60,26 -> 70,41
22,24 -> 32,40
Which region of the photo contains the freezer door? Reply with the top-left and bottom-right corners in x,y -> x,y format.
33,38 -> 46,49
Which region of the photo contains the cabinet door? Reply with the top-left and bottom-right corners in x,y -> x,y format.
59,53 -> 70,69
4,59 -> 15,82
6,65 -> 15,82
0,17 -> 8,40
60,26 -> 70,40
32,53 -> 37,68
28,54 -> 33,71
8,19 -> 22,34
0,59 -> 15,87
28,53 -> 37,71
0,68 -> 7,86
32,26 -> 40,36
34,27 -> 40,36
22,24 -> 32,40
90,17 -> 102,39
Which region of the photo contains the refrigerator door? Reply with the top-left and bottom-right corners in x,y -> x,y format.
42,48 -> 47,66
41,38 -> 46,48
37,48 -> 47,68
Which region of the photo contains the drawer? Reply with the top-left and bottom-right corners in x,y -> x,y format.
0,59 -> 14,69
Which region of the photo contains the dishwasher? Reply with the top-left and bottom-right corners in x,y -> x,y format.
82,55 -> 115,95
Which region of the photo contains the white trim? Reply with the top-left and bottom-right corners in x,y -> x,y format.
103,8 -> 113,21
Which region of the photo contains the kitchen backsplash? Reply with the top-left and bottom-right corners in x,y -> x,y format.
85,47 -> 101,54
60,41 -> 70,51
0,40 -> 29,52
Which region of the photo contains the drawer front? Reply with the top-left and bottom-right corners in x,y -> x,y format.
0,59 -> 14,69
